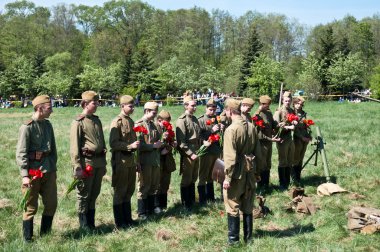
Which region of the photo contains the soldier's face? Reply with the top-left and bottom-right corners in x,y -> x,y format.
145,109 -> 157,120
41,103 -> 52,118
205,106 -> 216,116
241,104 -> 252,113
294,101 -> 303,110
86,100 -> 99,114
122,103 -> 134,115
186,101 -> 197,114
260,102 -> 270,111
283,97 -> 291,108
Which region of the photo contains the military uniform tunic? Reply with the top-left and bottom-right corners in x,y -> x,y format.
109,112 -> 137,205
176,112 -> 201,187
273,105 -> 295,168
70,114 -> 107,214
16,114 -> 58,220
293,109 -> 311,167
198,114 -> 222,185
135,118 -> 161,200
254,109 -> 277,171
223,116 -> 262,216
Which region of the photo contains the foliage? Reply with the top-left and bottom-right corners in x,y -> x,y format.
369,64 -> 380,99
327,52 -> 366,92
245,54 -> 284,97
298,52 -> 324,99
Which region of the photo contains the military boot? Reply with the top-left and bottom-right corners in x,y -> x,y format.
123,201 -> 137,227
113,204 -> 125,229
278,166 -> 287,190
243,214 -> 253,243
227,214 -> 240,245
284,167 -> 291,188
78,213 -> 87,229
137,199 -> 147,220
86,209 -> 96,229
189,183 -> 195,207
197,185 -> 207,206
158,193 -> 168,210
23,218 -> 33,242
206,182 -> 215,202
40,215 -> 53,236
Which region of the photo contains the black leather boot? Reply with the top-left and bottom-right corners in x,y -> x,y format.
189,183 -> 195,207
113,204 -> 124,229
284,167 -> 291,188
122,201 -> 137,227
137,199 -> 148,219
278,166 -> 287,190
159,193 -> 168,209
86,209 -> 96,229
78,213 -> 87,229
206,182 -> 215,202
40,215 -> 53,236
243,214 -> 253,243
23,218 -> 33,242
197,185 -> 207,206
227,214 -> 240,245
180,186 -> 187,206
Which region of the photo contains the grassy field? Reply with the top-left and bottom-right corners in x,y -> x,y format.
0,101 -> 379,251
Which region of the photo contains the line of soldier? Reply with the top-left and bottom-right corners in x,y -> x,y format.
16,90 -> 312,245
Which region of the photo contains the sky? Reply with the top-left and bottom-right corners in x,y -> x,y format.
0,0 -> 379,26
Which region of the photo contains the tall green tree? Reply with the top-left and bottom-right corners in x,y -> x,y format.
238,26 -> 262,95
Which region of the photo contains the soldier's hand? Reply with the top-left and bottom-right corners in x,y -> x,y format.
278,122 -> 285,128
255,175 -> 261,182
153,140 -> 163,149
211,124 -> 219,133
74,168 -> 84,179
131,140 -> 140,149
219,123 -> 225,131
190,154 -> 198,160
171,141 -> 178,148
285,125 -> 295,130
223,180 -> 230,190
272,136 -> 281,142
22,177 -> 31,187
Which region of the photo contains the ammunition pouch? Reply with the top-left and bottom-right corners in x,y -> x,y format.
243,154 -> 256,173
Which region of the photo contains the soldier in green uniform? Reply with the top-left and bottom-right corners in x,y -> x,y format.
109,95 -> 140,229
176,96 -> 201,209
273,91 -> 296,190
292,96 -> 312,185
254,95 -> 281,189
197,99 -> 223,205
70,91 -> 107,229
135,102 -> 162,219
222,98 -> 262,245
16,95 -> 57,241
240,98 -> 255,123
156,110 -> 177,211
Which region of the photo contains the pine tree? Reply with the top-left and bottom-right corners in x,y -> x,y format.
121,45 -> 133,86
238,26 -> 262,95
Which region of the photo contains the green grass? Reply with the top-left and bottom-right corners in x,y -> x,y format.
0,101 -> 380,251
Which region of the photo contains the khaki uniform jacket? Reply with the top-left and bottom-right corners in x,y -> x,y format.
109,112 -> 137,167
273,106 -> 295,140
223,116 -> 262,183
254,109 -> 277,141
135,117 -> 161,166
198,114 -> 222,155
294,109 -> 311,139
16,114 -> 57,177
241,112 -> 253,124
70,114 -> 107,170
176,112 -> 201,156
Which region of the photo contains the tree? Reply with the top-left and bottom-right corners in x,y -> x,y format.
0,55 -> 36,97
327,52 -> 366,92
238,26 -> 262,95
245,54 -> 284,97
369,64 -> 380,99
297,52 -> 324,99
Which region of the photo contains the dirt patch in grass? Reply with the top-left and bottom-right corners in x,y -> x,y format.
156,228 -> 174,241
0,198 -> 12,209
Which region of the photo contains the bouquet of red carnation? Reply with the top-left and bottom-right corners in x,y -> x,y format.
20,167 -> 46,211
303,119 -> 315,128
275,113 -> 299,138
252,115 -> 265,129
133,125 -> 148,140
162,121 -> 176,143
196,133 -> 220,157
65,164 -> 93,197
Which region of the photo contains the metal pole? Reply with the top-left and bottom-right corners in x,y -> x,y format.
278,82 -> 284,109
316,126 -> 331,182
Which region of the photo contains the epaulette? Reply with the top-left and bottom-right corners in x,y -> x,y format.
178,113 -> 186,119
75,114 -> 85,121
197,114 -> 205,119
135,119 -> 143,124
23,119 -> 33,125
